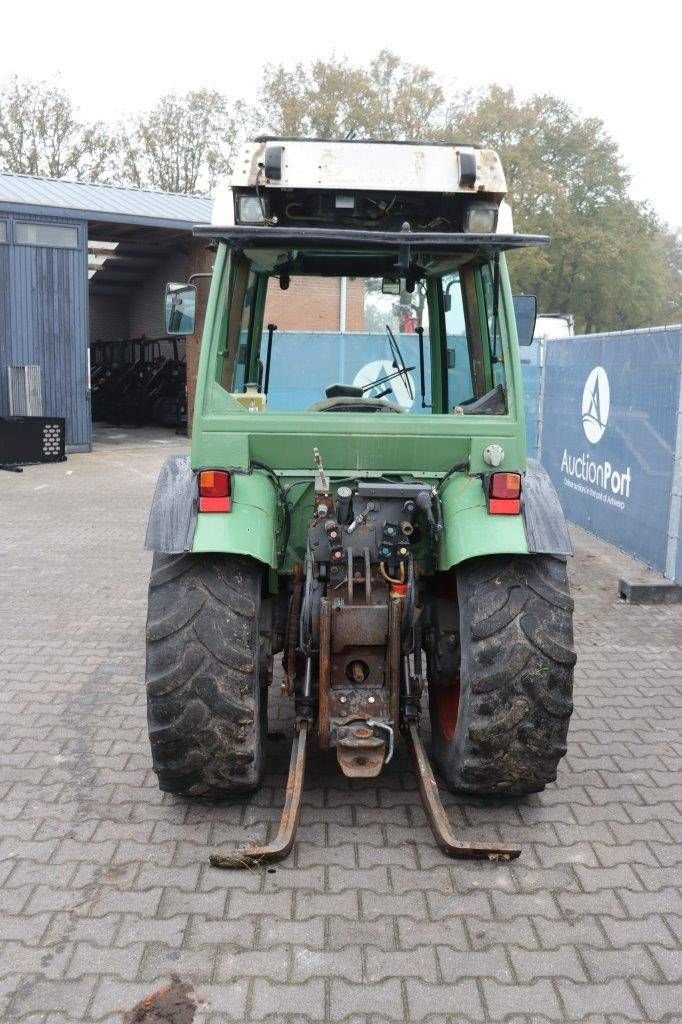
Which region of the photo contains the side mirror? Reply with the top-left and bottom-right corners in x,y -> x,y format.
165,282 -> 197,336
512,293 -> 537,346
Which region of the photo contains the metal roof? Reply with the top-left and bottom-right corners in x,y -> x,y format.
0,173 -> 212,229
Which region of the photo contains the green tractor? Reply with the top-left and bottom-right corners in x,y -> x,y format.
145,138 -> 575,865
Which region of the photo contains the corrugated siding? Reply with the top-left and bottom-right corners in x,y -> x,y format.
0,173 -> 212,226
0,233 -> 10,419
2,211 -> 90,448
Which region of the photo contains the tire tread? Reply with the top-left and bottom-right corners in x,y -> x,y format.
429,554 -> 576,795
145,552 -> 265,799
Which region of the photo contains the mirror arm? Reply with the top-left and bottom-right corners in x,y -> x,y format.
188,272 -> 213,285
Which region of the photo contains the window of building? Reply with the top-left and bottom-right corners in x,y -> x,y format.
15,222 -> 78,249
0,221 -> 7,243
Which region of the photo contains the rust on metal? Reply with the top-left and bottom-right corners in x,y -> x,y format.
283,562 -> 304,696
387,596 -> 402,736
406,722 -> 521,861
209,721 -> 309,869
331,603 -> 388,652
336,722 -> 386,777
318,597 -> 331,748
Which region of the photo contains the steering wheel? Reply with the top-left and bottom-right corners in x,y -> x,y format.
385,324 -> 414,401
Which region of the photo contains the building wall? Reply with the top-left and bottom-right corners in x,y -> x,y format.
183,240 -> 215,429
263,276 -> 365,331
89,293 -> 130,342
128,249 -> 190,339
0,207 -> 89,449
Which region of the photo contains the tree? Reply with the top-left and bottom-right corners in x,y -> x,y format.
0,76 -> 113,180
117,90 -> 251,195
446,85 -> 681,332
258,50 -> 445,140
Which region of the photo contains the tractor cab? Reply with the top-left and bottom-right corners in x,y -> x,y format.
174,138 -> 542,427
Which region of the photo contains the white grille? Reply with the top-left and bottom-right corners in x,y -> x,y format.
8,365 -> 43,416
42,422 -> 62,457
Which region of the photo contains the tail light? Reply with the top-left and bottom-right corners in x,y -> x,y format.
198,469 -> 231,512
488,472 -> 521,515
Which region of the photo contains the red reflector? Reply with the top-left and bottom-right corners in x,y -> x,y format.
489,472 -> 521,500
489,497 -> 521,515
199,496 -> 232,513
199,469 -> 230,497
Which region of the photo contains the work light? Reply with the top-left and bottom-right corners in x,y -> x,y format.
464,202 -> 498,234
237,195 -> 267,224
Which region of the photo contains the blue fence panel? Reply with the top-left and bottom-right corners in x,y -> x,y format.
264,332 -> 484,413
520,339 -> 543,459
540,327 -> 682,577
268,332 -> 543,457
266,332 -> 432,412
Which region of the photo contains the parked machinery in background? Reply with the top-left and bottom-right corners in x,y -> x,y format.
89,336 -> 187,430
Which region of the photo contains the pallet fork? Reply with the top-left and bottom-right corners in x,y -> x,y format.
210,718 -> 520,868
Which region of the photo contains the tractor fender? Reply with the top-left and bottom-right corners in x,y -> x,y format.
144,455 -> 197,554
437,459 -> 571,571
144,457 -> 278,569
522,458 -> 573,557
191,469 -> 278,568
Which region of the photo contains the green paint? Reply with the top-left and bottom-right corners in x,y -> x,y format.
192,469 -> 278,568
188,244 -> 531,582
438,474 -> 528,570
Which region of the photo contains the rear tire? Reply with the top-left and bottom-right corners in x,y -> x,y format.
428,554 -> 576,795
145,552 -> 266,798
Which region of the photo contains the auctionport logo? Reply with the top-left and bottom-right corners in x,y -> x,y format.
581,366 -> 610,444
559,365 -> 632,510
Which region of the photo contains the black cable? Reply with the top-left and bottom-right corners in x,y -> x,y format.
251,460 -> 291,566
436,461 -> 469,493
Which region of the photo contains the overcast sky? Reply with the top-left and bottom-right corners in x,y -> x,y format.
4,0 -> 680,227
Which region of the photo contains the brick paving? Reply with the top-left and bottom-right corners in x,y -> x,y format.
0,433 -> 680,1023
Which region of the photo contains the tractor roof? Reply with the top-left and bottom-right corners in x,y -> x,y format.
200,138 -> 549,259
230,137 -> 507,198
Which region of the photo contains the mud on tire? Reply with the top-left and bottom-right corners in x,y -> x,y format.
428,554 -> 576,796
145,552 -> 266,798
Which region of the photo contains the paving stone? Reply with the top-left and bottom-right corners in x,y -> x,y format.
66,941 -> 144,980
331,916 -> 396,951
556,978 -> 642,1018
600,912 -> 678,948
291,947 -> 363,982
508,945 -> 587,983
9,976 -> 98,1018
2,442 -> 681,1024
331,978 -> 405,1021
259,915 -> 325,951
251,978 -> 325,1019
216,947 -> 289,983
581,945 -> 660,983
649,945 -> 682,982
405,978 -> 483,1019
438,945 -> 511,982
